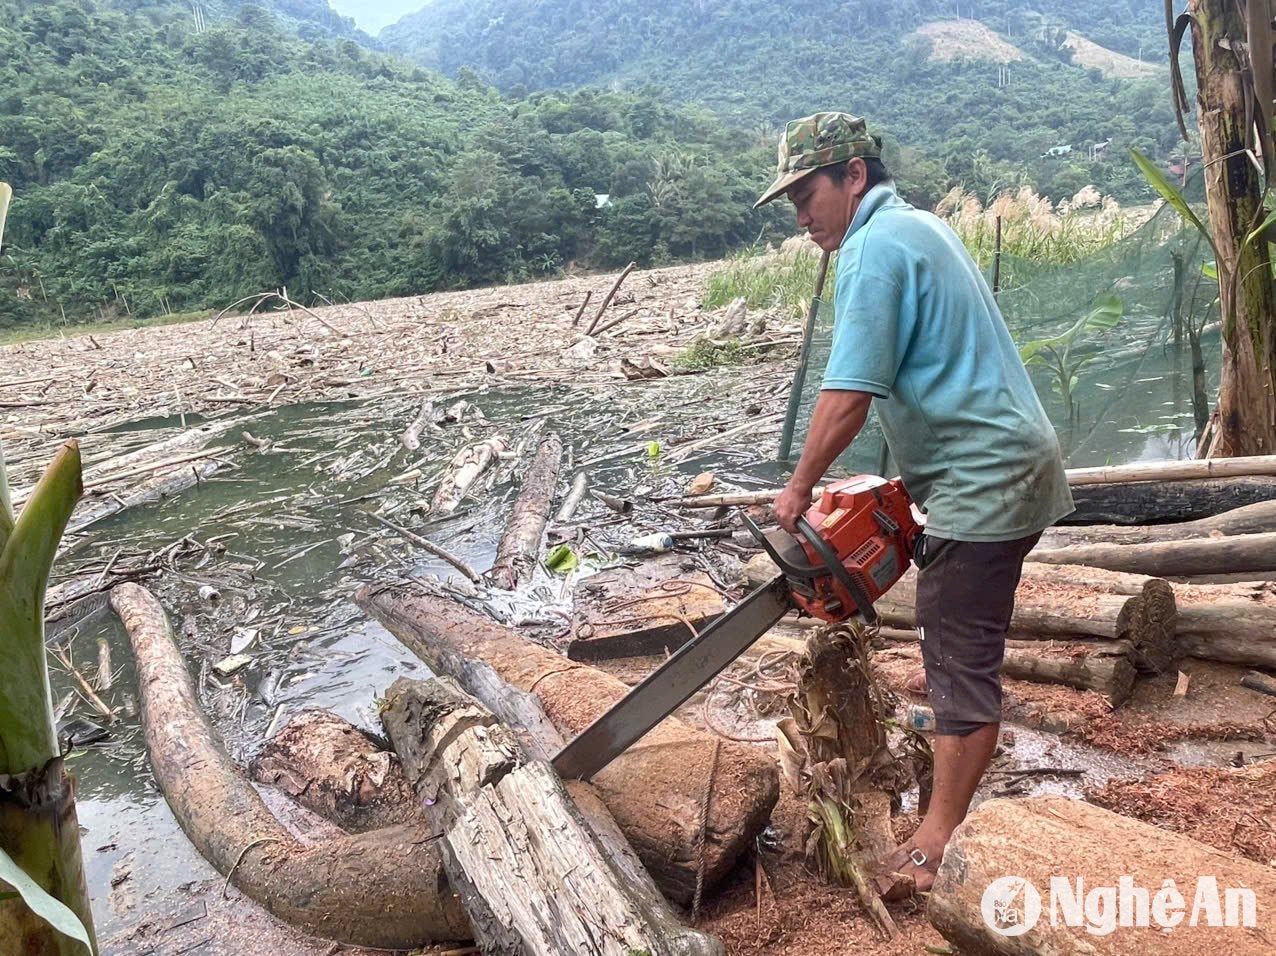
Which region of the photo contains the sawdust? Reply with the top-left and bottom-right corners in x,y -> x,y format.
697,787 -> 944,955
1091,759 -> 1276,864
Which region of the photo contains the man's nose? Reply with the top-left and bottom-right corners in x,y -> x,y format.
796,207 -> 811,229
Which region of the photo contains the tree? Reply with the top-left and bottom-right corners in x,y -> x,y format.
1175,0 -> 1276,455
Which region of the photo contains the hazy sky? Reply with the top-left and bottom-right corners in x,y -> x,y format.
327,0 -> 427,35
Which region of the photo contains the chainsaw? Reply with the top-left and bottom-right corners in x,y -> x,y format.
551,474 -> 922,781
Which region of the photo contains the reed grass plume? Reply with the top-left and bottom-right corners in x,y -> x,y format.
937,185 -> 1134,267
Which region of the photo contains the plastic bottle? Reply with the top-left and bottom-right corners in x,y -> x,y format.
905,704 -> 936,733
628,532 -> 674,553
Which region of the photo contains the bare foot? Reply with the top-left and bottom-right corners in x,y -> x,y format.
871,830 -> 947,898
904,667 -> 927,695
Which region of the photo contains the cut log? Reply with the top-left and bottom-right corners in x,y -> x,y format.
1066,475 -> 1276,525
249,709 -> 419,833
1019,563 -> 1276,671
383,677 -> 724,956
744,554 -> 1179,674
355,583 -> 779,904
1038,499 -> 1276,548
487,432 -> 561,590
928,795 -> 1276,954
876,630 -> 1136,705
110,583 -> 470,949
1003,640 -> 1137,705
569,553 -> 726,660
1031,531 -> 1276,577
431,436 -> 507,515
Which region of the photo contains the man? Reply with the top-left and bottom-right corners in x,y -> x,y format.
755,113 -> 1074,895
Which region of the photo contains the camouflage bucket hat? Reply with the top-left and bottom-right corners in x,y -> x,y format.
754,112 -> 882,208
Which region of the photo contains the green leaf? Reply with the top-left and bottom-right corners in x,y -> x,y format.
0,441 -> 83,771
1244,205 -> 1276,251
1202,261 -> 1218,280
0,845 -> 93,949
1018,296 -> 1123,365
645,441 -> 660,459
544,543 -> 578,573
1129,148 -> 1218,260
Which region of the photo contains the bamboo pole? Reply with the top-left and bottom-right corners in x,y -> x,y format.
778,249 -> 832,462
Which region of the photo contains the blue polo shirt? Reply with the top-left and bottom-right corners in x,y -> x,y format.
822,183 -> 1074,542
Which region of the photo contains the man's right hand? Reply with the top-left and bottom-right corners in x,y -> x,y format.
772,483 -> 812,535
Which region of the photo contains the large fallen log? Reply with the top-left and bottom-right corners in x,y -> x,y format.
384,676 -> 724,956
1030,531 -> 1276,578
487,432 -> 561,590
1067,475 -> 1276,525
928,795 -> 1276,954
110,583 -> 470,948
356,583 -> 779,904
744,554 -> 1179,674
1038,499 -> 1276,548
249,709 -> 419,833
1016,563 -> 1276,670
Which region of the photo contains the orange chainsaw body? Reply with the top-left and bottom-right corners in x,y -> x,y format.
787,475 -> 922,622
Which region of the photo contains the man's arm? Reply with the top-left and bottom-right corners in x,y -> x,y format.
772,389 -> 874,532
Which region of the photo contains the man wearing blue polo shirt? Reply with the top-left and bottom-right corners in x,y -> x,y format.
756,113 -> 1074,897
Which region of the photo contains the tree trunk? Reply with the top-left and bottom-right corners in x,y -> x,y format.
383,677 -> 725,956
928,796 -> 1276,954
1037,499 -> 1276,548
249,709 -> 419,833
110,583 -> 470,949
777,625 -> 906,939
1191,0 -> 1276,456
0,758 -> 95,956
1067,476 -> 1276,525
355,583 -> 779,905
487,432 -> 561,590
1030,531 -> 1276,577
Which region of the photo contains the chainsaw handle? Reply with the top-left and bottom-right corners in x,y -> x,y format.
739,512 -> 822,580
794,517 -> 878,625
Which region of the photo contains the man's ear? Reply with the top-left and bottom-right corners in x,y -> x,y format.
849,158 -> 871,197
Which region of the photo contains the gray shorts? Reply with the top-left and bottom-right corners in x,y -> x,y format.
914,532 -> 1041,736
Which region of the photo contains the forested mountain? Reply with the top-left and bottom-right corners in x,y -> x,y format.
382,0 -> 1181,200
0,0 -> 790,328
117,0 -> 369,41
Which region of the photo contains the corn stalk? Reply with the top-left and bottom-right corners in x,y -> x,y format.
0,181 -> 96,954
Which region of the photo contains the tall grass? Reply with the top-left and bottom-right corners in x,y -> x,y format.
938,185 -> 1136,268
702,244 -> 830,320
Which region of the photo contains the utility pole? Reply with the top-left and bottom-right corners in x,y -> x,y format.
1188,0 -> 1276,455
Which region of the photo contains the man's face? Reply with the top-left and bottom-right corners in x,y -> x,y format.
786,159 -> 869,252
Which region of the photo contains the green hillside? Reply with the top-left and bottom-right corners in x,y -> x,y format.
382,0 -> 1181,201
0,0 -> 790,329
